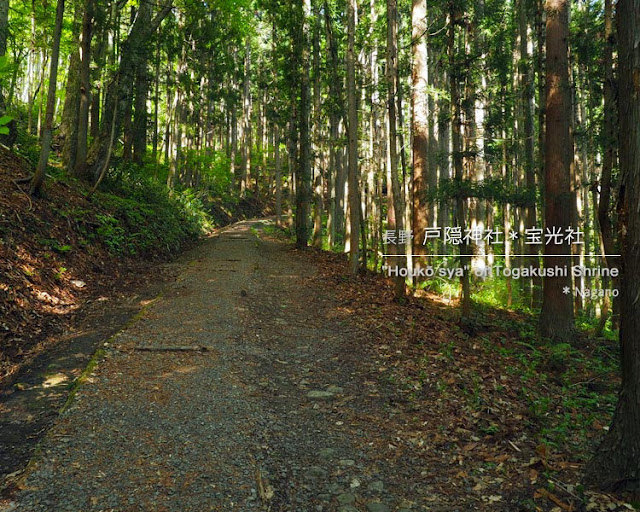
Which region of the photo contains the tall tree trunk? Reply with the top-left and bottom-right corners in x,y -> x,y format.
295,0 -> 312,248
26,8 -> 38,135
0,0 -> 8,106
387,0 -> 405,297
241,39 -> 252,194
89,2 -> 110,140
346,0 -> 360,272
60,2 -> 83,174
426,51 -> 439,242
535,0 -> 546,210
229,45 -> 239,178
539,0 -> 574,340
369,0 -> 381,270
0,0 -> 6,59
448,3 -> 471,318
29,0 -> 65,196
287,108 -> 298,228
411,0 -> 429,278
437,85 -> 450,258
584,0 -> 640,492
324,2 -> 346,246
597,0 -> 619,329
132,0 -> 152,165
61,48 -> 81,172
312,6 -> 324,248
519,0 -> 540,305
275,123 -> 283,226
74,0 -> 94,179
327,112 -> 338,247
152,41 -> 160,163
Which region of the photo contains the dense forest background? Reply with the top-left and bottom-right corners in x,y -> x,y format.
0,0 -> 639,496
0,0 -> 622,329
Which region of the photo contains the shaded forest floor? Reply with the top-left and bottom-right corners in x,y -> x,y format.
295,246 -> 626,511
0,146 -> 270,387
0,219 -> 632,511
0,146 -> 271,491
0,147 -> 172,387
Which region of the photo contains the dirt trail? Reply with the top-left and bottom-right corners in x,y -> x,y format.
1,220 -> 444,512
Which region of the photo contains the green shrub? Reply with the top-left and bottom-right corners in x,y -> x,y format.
92,162 -> 213,256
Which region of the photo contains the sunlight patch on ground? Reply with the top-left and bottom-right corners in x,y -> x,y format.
42,373 -> 69,388
35,290 -> 61,305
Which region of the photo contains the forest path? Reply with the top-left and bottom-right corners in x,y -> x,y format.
4,220 -> 431,512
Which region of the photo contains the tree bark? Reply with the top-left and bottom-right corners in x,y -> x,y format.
29,0 -> 66,196
411,0 -> 429,278
0,0 -> 9,106
597,0 -> 619,328
535,0 -> 546,216
275,123 -> 282,226
60,2 -> 83,174
132,0 -> 152,165
584,0 -> 640,493
74,0 -> 94,179
152,40 -> 160,162
387,0 -> 405,297
346,0 -> 360,272
448,2 -> 471,318
539,0 -> 574,340
230,45 -> 239,179
89,1 -> 111,140
295,0 -> 312,248
324,2 -> 346,246
312,6 -> 324,248
61,48 -> 81,173
241,39 -> 252,194
519,0 -> 540,305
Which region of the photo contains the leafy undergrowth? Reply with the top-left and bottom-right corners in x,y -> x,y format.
0,148 -> 208,386
268,228 -> 630,510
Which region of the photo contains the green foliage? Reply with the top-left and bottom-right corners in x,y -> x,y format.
576,311 -> 618,342
13,118 -> 40,166
439,340 -> 456,362
172,188 -> 213,233
196,151 -> 234,199
91,163 -> 213,256
38,237 -> 72,254
499,327 -> 619,455
0,115 -> 12,135
95,214 -> 128,254
0,55 -> 12,75
261,223 -> 289,240
426,177 -> 536,208
0,56 -> 15,120
472,276 -> 531,313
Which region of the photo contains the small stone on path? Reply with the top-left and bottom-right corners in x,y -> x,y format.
318,448 -> 335,459
367,480 -> 384,492
337,493 -> 356,505
307,390 -> 334,400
